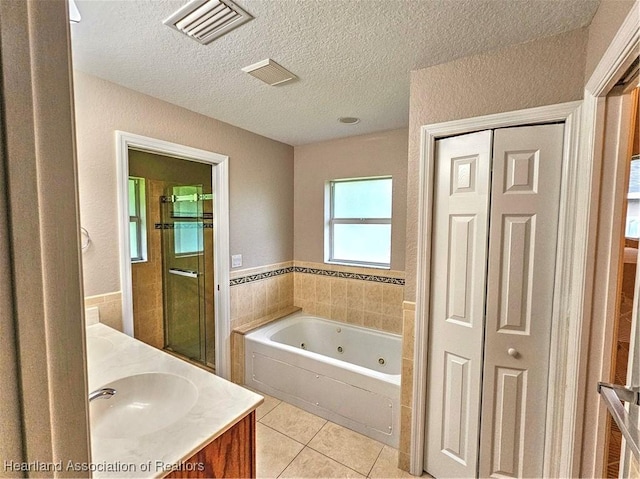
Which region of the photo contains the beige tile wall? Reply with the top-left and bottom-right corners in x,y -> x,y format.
293,261 -> 405,335
131,179 -> 164,348
230,261 -> 295,330
230,330 -> 245,385
131,179 -> 164,349
84,292 -> 123,331
229,261 -> 406,384
93,261 -> 405,339
229,262 -> 295,385
398,301 -> 415,471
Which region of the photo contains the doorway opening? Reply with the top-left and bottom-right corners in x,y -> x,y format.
116,132 -> 231,379
129,150 -> 215,370
603,86 -> 639,478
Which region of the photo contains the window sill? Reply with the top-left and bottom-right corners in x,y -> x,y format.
175,253 -> 203,258
325,260 -> 391,270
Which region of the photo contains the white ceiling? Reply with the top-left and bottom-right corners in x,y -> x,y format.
70,0 -> 599,146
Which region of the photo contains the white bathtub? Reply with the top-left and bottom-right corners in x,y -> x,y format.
244,311 -> 401,447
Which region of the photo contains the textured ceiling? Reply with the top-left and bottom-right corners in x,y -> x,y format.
70,0 -> 599,146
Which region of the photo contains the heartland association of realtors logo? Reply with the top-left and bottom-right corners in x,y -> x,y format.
3,460 -> 205,474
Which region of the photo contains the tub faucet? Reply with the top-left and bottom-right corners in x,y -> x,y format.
89,387 -> 116,402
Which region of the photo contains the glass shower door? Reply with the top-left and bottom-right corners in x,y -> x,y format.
160,185 -> 214,367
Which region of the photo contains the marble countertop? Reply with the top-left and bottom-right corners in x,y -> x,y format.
86,323 -> 263,478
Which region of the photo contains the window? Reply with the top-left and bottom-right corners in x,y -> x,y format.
174,221 -> 204,256
172,185 -> 204,256
326,177 -> 392,268
128,177 -> 147,262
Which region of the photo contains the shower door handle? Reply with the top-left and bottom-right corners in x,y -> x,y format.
169,268 -> 199,278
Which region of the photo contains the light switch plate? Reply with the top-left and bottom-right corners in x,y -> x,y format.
231,254 -> 242,268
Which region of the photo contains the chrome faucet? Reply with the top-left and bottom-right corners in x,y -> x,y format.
89,387 -> 116,402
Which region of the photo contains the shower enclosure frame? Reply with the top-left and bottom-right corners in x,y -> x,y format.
115,131 -> 231,379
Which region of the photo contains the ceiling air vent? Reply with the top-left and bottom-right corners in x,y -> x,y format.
242,59 -> 297,86
164,0 -> 253,45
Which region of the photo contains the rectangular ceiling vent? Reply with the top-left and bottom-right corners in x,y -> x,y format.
242,59 -> 297,86
164,0 -> 253,45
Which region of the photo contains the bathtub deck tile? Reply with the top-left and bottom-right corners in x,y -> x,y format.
256,423 -> 304,479
259,402 -> 327,445
308,422 -> 384,476
232,306 -> 301,334
279,447 -> 364,479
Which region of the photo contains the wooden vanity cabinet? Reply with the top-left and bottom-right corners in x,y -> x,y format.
166,411 -> 256,478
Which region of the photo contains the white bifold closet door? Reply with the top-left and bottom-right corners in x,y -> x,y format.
425,124 -> 564,478
425,130 -> 493,478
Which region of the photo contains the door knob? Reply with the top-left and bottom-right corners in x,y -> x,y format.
508,348 -> 519,358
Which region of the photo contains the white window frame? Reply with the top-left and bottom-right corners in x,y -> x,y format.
325,176 -> 392,269
128,176 -> 147,263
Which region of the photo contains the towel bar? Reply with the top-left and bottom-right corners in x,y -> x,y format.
169,268 -> 199,278
598,382 -> 640,460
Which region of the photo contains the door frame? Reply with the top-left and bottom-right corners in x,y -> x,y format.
115,131 -> 232,379
576,4 -> 640,476
410,100 -> 582,476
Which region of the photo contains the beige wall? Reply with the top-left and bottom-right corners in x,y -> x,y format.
131,178 -> 165,348
293,128 -> 408,271
404,28 -> 588,300
584,0 -> 637,83
74,70 -> 294,297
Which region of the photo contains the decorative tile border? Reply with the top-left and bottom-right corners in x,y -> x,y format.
230,267 -> 294,286
154,222 -> 213,229
294,266 -> 405,285
229,260 -> 293,280
229,265 -> 405,286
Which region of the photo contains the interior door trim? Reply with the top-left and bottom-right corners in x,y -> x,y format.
411,100 -> 582,477
578,4 -> 640,475
116,131 -> 232,379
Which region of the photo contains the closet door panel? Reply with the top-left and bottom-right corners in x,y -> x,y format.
425,130 -> 492,478
497,214 -> 534,334
479,124 -> 564,478
491,367 -> 526,477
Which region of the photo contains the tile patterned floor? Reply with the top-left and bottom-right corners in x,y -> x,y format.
254,392 -> 416,478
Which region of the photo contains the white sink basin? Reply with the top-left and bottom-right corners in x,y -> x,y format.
90,372 -> 198,438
